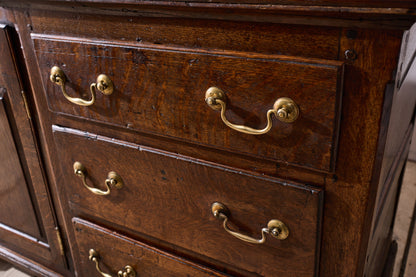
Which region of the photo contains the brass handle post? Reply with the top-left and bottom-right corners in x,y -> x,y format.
50,66 -> 113,106
211,202 -> 289,244
73,162 -> 124,196
205,87 -> 299,135
89,249 -> 136,277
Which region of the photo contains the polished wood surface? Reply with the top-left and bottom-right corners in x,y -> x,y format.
73,218 -> 230,277
12,0 -> 416,8
0,1 -> 415,277
0,23 -> 67,273
34,36 -> 343,172
362,25 -> 416,276
321,28 -> 404,277
54,125 -> 323,277
0,91 -> 40,238
29,11 -> 341,60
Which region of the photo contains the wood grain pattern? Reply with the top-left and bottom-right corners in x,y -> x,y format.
54,125 -> 323,277
10,0 -> 416,8
52,113 -> 330,187
0,92 -> 40,239
34,36 -> 344,172
0,24 -> 67,273
29,11 -> 341,60
73,218 -> 230,277
48,0 -> 416,8
319,28 -> 404,277
1,2 -> 414,277
3,0 -> 416,31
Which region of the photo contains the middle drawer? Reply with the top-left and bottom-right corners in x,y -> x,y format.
34,35 -> 344,172
52,125 -> 323,276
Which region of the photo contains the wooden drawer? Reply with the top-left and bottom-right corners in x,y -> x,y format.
72,217 -> 229,276
35,35 -> 344,172
53,125 -> 323,276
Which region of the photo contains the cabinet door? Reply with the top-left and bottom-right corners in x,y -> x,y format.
0,24 -> 66,273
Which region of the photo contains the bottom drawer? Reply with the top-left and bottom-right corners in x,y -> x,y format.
72,217 -> 229,277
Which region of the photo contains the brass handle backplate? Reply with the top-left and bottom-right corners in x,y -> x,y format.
205,87 -> 299,135
50,66 -> 113,106
211,202 -> 289,244
73,162 -> 123,196
89,249 -> 136,277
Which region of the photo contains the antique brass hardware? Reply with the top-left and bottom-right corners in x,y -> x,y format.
211,202 -> 289,243
89,249 -> 136,277
205,87 -> 299,135
73,162 -> 123,196
50,66 -> 113,106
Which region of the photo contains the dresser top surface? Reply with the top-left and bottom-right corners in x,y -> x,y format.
6,0 -> 416,8
2,0 -> 416,30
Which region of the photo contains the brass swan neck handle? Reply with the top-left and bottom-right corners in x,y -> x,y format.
50,66 -> 113,106
89,249 -> 136,277
211,202 -> 289,244
73,162 -> 124,196
205,87 -> 299,135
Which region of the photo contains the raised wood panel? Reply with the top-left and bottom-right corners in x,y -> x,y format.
0,91 -> 41,239
0,24 -> 67,272
34,36 -> 343,172
53,125 -> 323,277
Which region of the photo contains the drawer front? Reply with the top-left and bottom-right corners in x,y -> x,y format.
72,218 -> 229,277
54,126 -> 323,276
35,36 -> 344,172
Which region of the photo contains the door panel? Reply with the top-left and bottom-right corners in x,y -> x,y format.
0,90 -> 41,238
0,23 -> 66,270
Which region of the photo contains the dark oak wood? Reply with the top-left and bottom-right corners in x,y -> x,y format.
54,125 -> 323,277
73,218 -> 230,277
0,24 -> 67,273
0,90 -> 40,238
34,36 -> 344,172
2,1 -> 416,30
29,10 -> 341,60
1,1 -> 415,277
361,24 -> 416,277
317,27 -> 405,277
10,0 -> 416,8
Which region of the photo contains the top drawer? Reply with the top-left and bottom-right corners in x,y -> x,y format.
33,35 -> 343,172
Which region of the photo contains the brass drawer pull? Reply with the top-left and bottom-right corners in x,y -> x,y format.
73,162 -> 123,196
205,87 -> 299,135
50,66 -> 113,106
211,202 -> 289,244
89,249 -> 136,277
